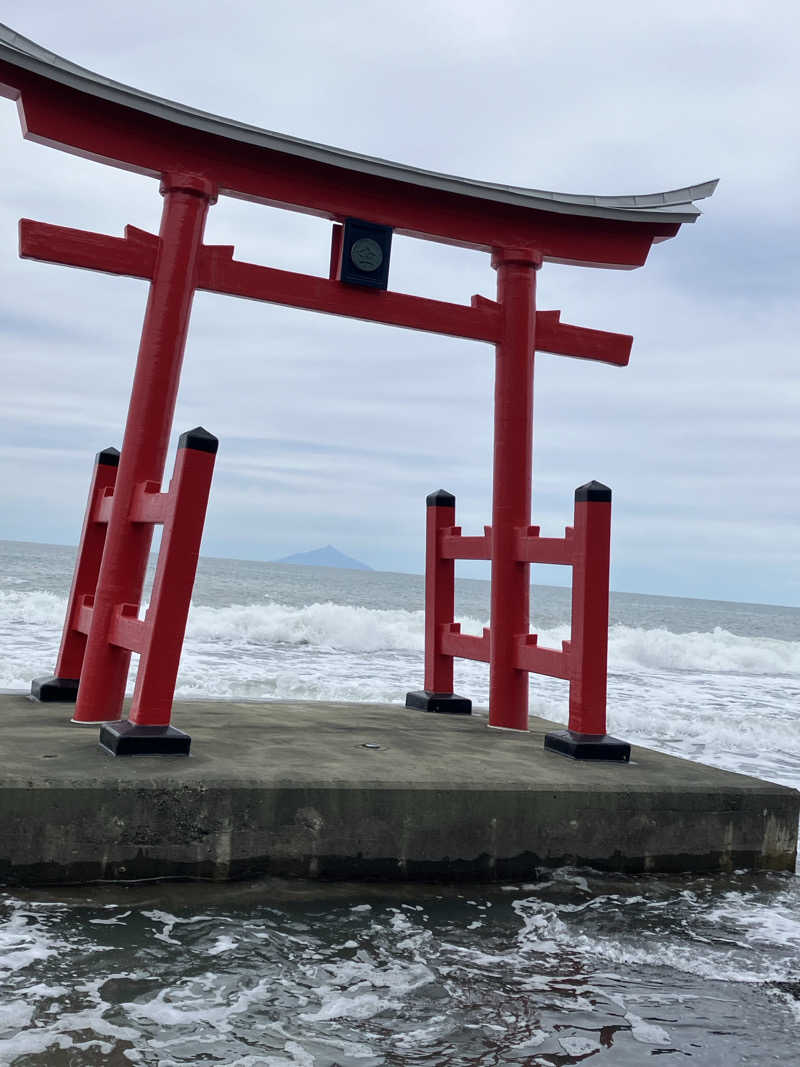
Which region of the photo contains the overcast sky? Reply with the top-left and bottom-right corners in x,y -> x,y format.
0,0 -> 798,605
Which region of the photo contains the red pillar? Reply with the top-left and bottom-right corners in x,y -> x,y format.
569,482 -> 612,735
72,173 -> 216,725
127,430 -> 218,727
30,446 -> 119,702
544,481 -> 630,760
488,248 -> 541,730
422,490 -> 456,695
405,490 -> 471,715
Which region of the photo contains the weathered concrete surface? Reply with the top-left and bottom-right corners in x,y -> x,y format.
0,693 -> 797,884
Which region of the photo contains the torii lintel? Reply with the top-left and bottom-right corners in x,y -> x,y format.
0,23 -> 715,268
19,218 -> 632,364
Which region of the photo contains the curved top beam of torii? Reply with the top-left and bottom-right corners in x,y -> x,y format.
0,22 -> 716,268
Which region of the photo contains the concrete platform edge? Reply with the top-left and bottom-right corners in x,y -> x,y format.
2,694 -> 798,885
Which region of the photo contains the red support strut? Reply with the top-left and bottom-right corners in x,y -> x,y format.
31,447 -> 119,702
569,482 -> 613,735
405,490 -> 471,715
543,482 -> 630,761
408,478 -> 630,760
423,491 -> 456,696
127,430 -> 217,728
97,428 -> 219,756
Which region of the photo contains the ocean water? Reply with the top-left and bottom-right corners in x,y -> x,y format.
1,538 -> 800,1064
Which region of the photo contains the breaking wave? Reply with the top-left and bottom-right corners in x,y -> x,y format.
1,590 -> 799,681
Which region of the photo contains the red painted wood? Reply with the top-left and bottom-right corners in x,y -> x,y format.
423,500 -> 456,694
21,221 -> 635,359
568,496 -> 612,734
441,629 -> 491,664
74,597 -> 94,638
514,635 -> 572,680
19,219 -> 157,278
71,175 -> 214,724
128,442 -> 216,726
439,528 -> 492,560
488,248 -> 540,731
0,61 -> 679,265
514,526 -> 575,565
94,490 -> 114,526
20,220 -> 502,342
128,482 -> 170,524
329,222 -> 343,280
53,456 -> 117,680
108,608 -> 146,655
197,249 -> 502,342
535,310 -> 632,367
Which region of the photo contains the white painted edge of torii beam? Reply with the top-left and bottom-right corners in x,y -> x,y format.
0,22 -> 718,226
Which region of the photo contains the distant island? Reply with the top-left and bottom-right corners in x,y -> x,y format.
274,545 -> 373,571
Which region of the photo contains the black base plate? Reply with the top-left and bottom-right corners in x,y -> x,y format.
99,720 -> 191,757
544,729 -> 631,762
405,690 -> 472,715
31,676 -> 79,703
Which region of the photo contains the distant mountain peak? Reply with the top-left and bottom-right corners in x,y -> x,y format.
274,545 -> 372,571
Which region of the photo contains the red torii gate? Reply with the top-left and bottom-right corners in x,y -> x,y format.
0,24 -> 715,756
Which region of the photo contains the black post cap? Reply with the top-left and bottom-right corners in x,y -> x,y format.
95,447 -> 120,467
426,489 -> 455,507
575,480 -> 611,503
178,426 -> 219,454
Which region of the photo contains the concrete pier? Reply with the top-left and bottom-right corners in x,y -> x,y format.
1,693 -> 797,885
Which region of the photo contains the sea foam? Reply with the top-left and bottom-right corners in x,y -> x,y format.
2,591 -> 799,694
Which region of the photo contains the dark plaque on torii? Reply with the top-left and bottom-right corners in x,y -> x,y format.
0,23 -> 716,754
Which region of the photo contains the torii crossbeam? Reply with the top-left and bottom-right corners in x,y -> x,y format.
18,219 -> 633,362
0,23 -> 716,753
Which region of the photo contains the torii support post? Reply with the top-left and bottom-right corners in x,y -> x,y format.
98,428 -> 219,756
33,425 -> 218,753
405,490 -> 471,715
31,446 -> 119,702
71,173 -> 215,725
544,482 -> 630,760
409,479 -> 630,758
489,248 -> 540,731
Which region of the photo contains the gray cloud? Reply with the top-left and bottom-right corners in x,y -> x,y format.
0,0 -> 798,604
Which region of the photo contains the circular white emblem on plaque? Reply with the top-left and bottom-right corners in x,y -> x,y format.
350,237 -> 383,272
